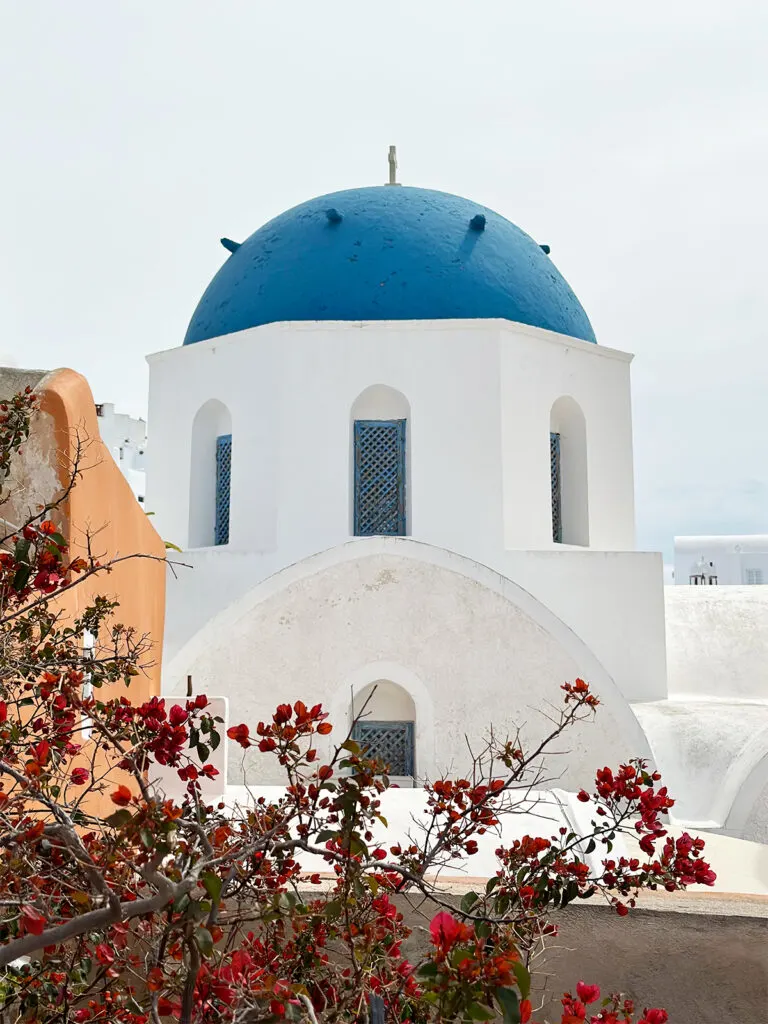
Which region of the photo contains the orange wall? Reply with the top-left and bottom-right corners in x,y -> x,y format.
37,370 -> 166,813
39,369 -> 166,706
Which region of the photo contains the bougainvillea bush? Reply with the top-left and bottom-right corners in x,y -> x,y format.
0,390 -> 714,1024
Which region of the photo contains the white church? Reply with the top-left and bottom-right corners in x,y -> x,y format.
143,159 -> 768,848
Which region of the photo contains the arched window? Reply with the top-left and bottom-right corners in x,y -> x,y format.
351,386 -> 410,536
189,400 -> 233,548
549,396 -> 589,546
351,681 -> 416,781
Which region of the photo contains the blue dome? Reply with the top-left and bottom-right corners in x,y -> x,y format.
183,185 -> 596,345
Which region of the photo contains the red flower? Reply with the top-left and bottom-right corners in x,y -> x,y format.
178,764 -> 198,781
70,767 -> 89,785
21,905 -> 46,936
429,911 -> 473,953
273,703 -> 293,725
577,789 -> 590,802
227,723 -> 250,748
318,765 -> 333,781
95,943 -> 115,965
520,999 -> 532,1023
110,784 -> 132,806
317,722 -> 333,735
168,704 -> 188,727
372,848 -> 387,860
0,700 -> 6,723
641,1011 -> 668,1024
200,763 -> 219,779
614,901 -> 629,917
39,520 -> 56,535
576,981 -> 600,1005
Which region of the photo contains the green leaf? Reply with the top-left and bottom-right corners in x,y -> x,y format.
561,881 -> 580,908
197,742 -> 210,763
416,962 -> 439,979
193,927 -> 214,957
512,961 -> 531,1000
165,541 -> 182,552
105,809 -> 133,828
139,828 -> 154,850
495,987 -> 521,1024
460,890 -> 479,914
485,875 -> 501,895
202,872 -> 223,903
467,1002 -> 496,1020
12,565 -> 32,592
315,830 -> 338,843
348,835 -> 368,858
585,838 -> 596,855
324,899 -> 343,921
189,726 -> 199,749
340,739 -> 361,754
209,729 -> 220,752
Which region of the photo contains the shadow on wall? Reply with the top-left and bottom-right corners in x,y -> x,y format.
550,395 -> 588,547
189,398 -> 232,548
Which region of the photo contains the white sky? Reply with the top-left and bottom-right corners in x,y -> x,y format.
1,1 -> 766,556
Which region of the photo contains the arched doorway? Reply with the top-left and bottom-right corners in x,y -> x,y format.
351,680 -> 416,782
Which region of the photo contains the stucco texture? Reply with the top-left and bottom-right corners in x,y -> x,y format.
167,544 -> 649,788
12,369 -> 168,815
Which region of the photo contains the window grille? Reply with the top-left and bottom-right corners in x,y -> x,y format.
550,432 -> 562,543
352,720 -> 415,777
745,568 -> 764,585
215,434 -> 232,546
353,420 -> 406,536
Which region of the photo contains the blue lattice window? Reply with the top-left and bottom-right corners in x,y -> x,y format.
550,432 -> 562,543
354,420 -> 406,536
352,720 -> 415,777
215,434 -> 232,546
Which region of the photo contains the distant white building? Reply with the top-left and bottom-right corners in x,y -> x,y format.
95,402 -> 146,505
674,535 -> 768,586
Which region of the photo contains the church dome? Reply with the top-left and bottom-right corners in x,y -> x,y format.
183,185 -> 596,345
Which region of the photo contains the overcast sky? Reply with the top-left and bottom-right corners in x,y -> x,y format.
1,1 -> 766,557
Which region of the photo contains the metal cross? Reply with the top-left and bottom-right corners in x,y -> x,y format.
387,145 -> 398,185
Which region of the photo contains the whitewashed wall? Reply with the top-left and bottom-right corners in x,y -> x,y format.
163,544 -> 652,789
146,319 -> 635,560
146,318 -> 660,699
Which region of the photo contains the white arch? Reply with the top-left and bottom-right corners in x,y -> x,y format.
166,536 -> 650,764
350,385 -> 411,536
329,662 -> 436,782
550,396 -> 589,547
188,399 -> 232,549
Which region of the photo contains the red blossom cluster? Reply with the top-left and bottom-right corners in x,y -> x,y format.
560,984 -> 668,1024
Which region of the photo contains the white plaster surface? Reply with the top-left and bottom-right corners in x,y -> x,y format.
146,319 -> 635,557
665,585 -> 768,700
165,545 -> 650,789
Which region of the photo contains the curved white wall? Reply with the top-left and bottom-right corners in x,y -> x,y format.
165,541 -> 651,789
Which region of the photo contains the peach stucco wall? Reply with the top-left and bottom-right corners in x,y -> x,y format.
39,368 -> 166,704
